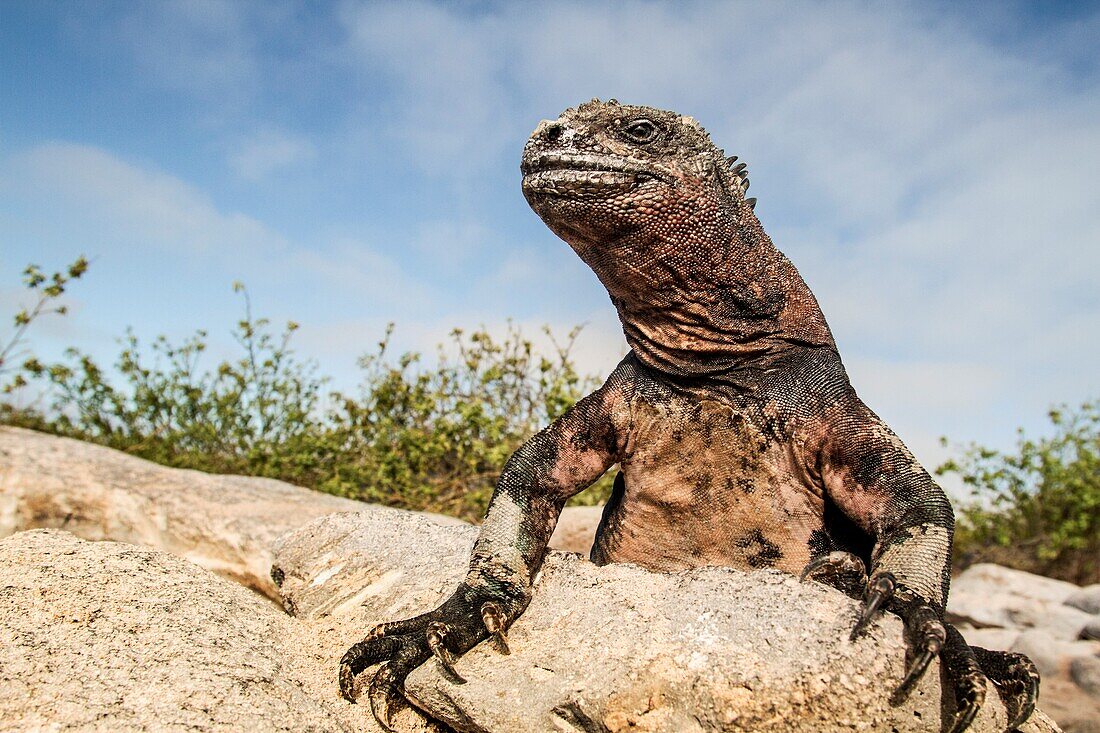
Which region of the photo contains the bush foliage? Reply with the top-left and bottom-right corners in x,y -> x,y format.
2,271 -> 612,521
3,260 -> 1095,579
939,402 -> 1100,584
1,256 -> 88,394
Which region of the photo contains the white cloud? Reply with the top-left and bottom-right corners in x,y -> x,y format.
5,142 -> 287,258
338,1 -> 517,173
329,0 -> 1100,451
230,129 -> 316,180
288,238 -> 437,315
0,143 -> 438,326
846,357 -> 1007,415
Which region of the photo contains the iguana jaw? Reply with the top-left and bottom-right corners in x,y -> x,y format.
520,151 -> 667,199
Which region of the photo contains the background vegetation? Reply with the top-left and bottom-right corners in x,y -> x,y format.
939,401 -> 1099,584
1,259 -> 613,521
2,258 -> 1096,582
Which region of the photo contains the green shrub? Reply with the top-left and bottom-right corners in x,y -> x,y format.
0,256 -> 88,394
18,283 -> 325,477
4,278 -> 614,522
938,401 -> 1100,584
306,322 -> 614,517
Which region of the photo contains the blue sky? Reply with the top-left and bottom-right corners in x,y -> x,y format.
1,1 -> 1098,487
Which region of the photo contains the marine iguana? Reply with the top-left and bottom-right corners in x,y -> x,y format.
339,99 -> 1040,732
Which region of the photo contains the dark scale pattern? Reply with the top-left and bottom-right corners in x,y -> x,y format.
339,100 -> 1039,733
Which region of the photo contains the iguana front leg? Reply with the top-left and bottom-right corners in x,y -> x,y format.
815,397 -> 1037,733
339,367 -> 632,731
801,551 -> 1039,732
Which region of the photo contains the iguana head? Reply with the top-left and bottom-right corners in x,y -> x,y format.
521,99 -> 834,377
521,98 -> 753,248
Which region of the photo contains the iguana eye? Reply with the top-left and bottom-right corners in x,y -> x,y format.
621,118 -> 660,144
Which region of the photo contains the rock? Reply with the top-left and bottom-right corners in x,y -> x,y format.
274,512 -> 1060,733
1016,605 -> 1099,642
549,504 -> 603,553
272,509 -> 478,620
1038,677 -> 1100,733
1011,630 -> 1100,679
949,564 -> 1091,639
0,528 -> 399,732
1067,585 -> 1100,616
960,626 -> 1021,652
952,563 -> 1081,608
0,431 -> 1073,731
1072,656 -> 1100,697
0,426 -> 465,598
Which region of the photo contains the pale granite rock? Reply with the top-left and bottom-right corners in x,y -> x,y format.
948,564 -> 1090,640
274,512 -> 1060,733
549,504 -> 603,554
0,529 -> 398,732
0,426 -> 463,598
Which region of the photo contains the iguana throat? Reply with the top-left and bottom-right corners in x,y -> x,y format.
521,99 -> 834,378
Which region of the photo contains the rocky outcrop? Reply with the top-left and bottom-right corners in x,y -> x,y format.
0,529 -> 398,732
948,564 -> 1100,732
948,564 -> 1093,640
2,521 -> 1065,733
0,426 -> 463,598
1067,586 -> 1100,617
0,429 -> 1079,731
274,511 -> 1059,733
549,505 -> 603,553
0,425 -> 622,592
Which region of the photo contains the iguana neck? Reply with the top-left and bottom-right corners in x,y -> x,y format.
589,214 -> 836,377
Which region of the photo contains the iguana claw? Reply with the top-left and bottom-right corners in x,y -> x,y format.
851,571 -> 896,641
367,663 -> 402,733
940,625 -> 985,733
426,622 -> 466,683
800,551 -> 868,599
890,602 -> 945,703
481,601 -> 511,655
1004,672 -> 1040,730
972,646 -> 1040,731
339,635 -> 403,701
339,581 -> 529,731
892,646 -> 938,703
806,561 -> 1013,732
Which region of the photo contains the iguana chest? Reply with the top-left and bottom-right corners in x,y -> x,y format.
592,393 -> 825,575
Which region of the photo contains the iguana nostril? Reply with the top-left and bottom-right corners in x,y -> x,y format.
543,122 -> 563,142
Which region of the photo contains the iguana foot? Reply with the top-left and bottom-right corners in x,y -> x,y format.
339,582 -> 527,732
971,646 -> 1040,731
800,551 -> 868,599
937,624 -> 988,733
845,574 -> 988,733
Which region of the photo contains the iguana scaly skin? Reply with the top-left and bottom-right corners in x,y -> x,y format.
339,100 -> 1040,732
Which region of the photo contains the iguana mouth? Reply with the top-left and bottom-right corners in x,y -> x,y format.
521,152 -> 662,197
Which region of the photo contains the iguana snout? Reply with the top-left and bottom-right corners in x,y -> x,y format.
520,99 -> 726,247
